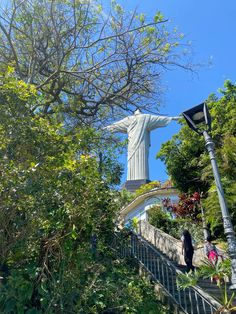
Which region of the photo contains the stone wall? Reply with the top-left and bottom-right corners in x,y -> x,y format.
139,220 -> 205,266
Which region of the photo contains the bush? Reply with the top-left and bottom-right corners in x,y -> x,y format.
0,246 -> 169,313
148,205 -> 173,234
148,206 -> 204,244
135,181 -> 161,197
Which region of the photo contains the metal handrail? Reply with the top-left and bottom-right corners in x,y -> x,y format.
113,232 -> 222,314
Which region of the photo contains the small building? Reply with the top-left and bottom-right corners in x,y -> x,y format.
120,186 -> 179,226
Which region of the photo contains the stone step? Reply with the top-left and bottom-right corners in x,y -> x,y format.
132,234 -> 223,313
138,236 -> 234,303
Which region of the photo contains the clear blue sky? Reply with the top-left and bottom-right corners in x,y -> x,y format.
111,0 -> 236,184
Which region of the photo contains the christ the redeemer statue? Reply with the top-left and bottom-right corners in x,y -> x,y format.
105,110 -> 179,184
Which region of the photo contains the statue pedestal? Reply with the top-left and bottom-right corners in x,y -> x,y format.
122,179 -> 151,193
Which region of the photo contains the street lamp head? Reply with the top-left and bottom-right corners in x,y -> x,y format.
182,103 -> 211,134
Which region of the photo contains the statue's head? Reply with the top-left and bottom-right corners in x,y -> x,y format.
134,109 -> 141,115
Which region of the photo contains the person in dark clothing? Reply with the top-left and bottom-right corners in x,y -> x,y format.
181,230 -> 195,272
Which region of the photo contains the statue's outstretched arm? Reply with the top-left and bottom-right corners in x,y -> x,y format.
171,116 -> 181,121
148,115 -> 180,130
103,116 -> 130,134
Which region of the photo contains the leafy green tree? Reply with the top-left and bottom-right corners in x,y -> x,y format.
148,205 -> 173,234
157,122 -> 207,193
0,69 -> 113,309
0,68 -> 169,313
0,0 -> 189,123
157,81 -> 236,237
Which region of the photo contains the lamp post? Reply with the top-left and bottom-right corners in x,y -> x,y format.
182,102 -> 236,290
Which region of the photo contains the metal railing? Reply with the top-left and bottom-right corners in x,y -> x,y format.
113,232 -> 221,314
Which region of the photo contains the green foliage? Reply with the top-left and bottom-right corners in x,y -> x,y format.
170,219 -> 203,244
135,181 -> 161,197
177,271 -> 200,290
131,217 -> 139,232
148,205 -> 174,234
149,206 -> 203,243
157,122 -> 207,193
0,70 -> 169,313
116,188 -> 134,209
148,193 -> 203,243
0,71 -> 153,312
0,1 -> 192,309
157,81 -> 236,238
199,258 -> 231,283
177,258 -> 236,312
0,247 -> 168,313
0,0 -> 189,122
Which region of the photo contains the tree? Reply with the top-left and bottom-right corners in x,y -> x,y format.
157,81 -> 236,237
157,121 -> 208,193
0,68 -> 169,313
0,68 -> 117,309
0,0 -> 189,123
171,192 -> 201,222
0,2 -> 193,310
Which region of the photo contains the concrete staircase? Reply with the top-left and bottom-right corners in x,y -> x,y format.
128,232 -> 222,314
137,220 -> 236,307
114,221 -> 236,313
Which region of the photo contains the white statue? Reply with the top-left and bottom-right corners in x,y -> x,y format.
105,110 -> 179,181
